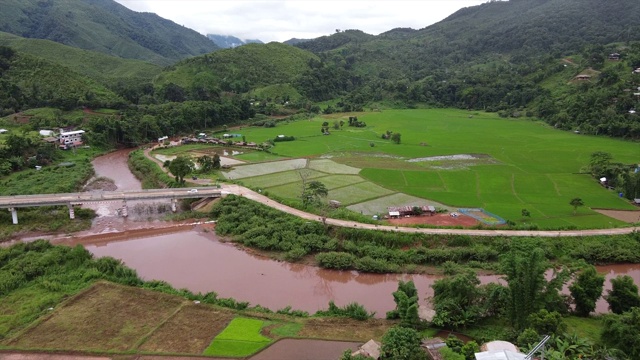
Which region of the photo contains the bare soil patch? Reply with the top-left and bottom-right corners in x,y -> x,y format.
297,318 -> 391,341
9,282 -> 183,352
0,354 -> 111,360
251,339 -> 361,360
594,209 -> 640,223
138,304 -> 235,354
387,213 -> 479,227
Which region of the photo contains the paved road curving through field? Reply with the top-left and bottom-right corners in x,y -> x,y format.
220,184 -> 639,237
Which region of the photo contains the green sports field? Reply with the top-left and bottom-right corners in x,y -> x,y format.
202,109 -> 639,229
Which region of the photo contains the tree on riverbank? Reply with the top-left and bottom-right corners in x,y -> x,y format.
569,265 -> 605,316
168,156 -> 194,184
605,275 -> 640,314
503,245 -> 571,329
386,280 -> 420,328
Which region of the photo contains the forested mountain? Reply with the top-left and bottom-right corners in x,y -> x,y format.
0,47 -> 124,114
283,38 -> 311,46
2,0 -> 640,142
0,0 -> 218,65
0,31 -> 161,86
285,0 -> 640,137
154,43 -> 319,100
207,34 -> 263,49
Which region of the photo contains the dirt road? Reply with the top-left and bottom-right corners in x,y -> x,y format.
220,184 -> 639,237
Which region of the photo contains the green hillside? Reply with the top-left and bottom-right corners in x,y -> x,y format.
0,0 -> 218,65
155,42 -> 319,94
0,31 -> 161,85
0,47 -> 124,113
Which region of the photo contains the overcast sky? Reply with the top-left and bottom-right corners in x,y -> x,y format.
113,0 -> 488,43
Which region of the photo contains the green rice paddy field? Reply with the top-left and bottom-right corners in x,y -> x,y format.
170,109 -> 639,229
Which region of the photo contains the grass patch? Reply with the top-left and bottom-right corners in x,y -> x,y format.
564,316 -> 605,343
297,317 -> 391,341
0,147 -> 102,196
203,317 -> 271,357
269,322 -> 303,338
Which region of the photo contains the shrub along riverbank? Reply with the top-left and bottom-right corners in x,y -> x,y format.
127,149 -> 177,189
211,195 -> 640,273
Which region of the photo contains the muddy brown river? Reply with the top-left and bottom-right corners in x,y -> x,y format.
45,150 -> 640,317
78,226 -> 640,317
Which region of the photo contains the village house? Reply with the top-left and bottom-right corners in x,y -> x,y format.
388,205 -> 436,218
608,53 -> 621,60
575,74 -> 591,81
59,130 -> 85,149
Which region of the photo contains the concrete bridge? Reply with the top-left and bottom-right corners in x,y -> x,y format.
0,187 -> 222,224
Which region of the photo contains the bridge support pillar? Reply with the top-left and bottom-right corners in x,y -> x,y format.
8,207 -> 18,225
171,198 -> 177,213
121,201 -> 128,218
68,204 -> 75,220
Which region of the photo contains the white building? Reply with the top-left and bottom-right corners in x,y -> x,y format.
59,130 -> 85,147
39,129 -> 54,136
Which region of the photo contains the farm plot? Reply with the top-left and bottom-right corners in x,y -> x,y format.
203,317 -> 271,357
308,159 -> 360,174
333,153 -> 420,171
315,174 -> 365,189
241,169 -> 325,189
347,193 -> 453,215
138,304 -> 235,354
222,159 -> 307,179
328,182 -> 395,205
8,282 -> 183,352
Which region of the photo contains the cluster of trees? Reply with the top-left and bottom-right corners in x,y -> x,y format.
0,132 -> 59,176
430,241 -> 640,359
588,151 -> 640,200
381,130 -> 401,144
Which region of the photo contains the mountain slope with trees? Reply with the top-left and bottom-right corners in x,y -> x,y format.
154,42 -> 319,98
0,0 -> 218,66
0,31 -> 161,86
0,46 -> 124,115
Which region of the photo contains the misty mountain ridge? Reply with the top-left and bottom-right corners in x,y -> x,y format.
206,34 -> 263,48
